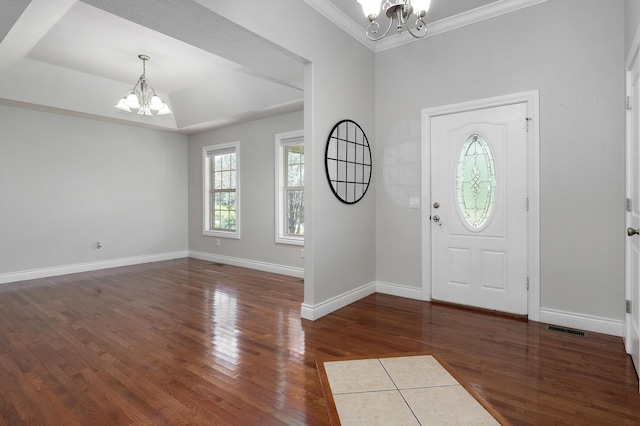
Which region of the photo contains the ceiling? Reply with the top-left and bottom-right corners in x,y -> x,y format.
0,0 -> 543,134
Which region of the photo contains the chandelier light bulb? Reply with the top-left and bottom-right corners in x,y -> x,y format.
357,0 -> 381,19
157,104 -> 172,115
115,97 -> 130,111
149,94 -> 164,111
412,0 -> 431,14
125,92 -> 140,109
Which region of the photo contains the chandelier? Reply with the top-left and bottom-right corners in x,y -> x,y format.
357,0 -> 431,41
115,55 -> 172,116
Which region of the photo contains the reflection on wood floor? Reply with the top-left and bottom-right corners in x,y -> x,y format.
0,258 -> 638,425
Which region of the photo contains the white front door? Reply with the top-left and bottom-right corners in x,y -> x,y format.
626,42 -> 640,383
430,103 -> 528,315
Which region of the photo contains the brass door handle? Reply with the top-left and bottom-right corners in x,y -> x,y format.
628,227 -> 639,236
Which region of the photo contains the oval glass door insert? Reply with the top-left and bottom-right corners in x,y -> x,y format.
456,133 -> 496,230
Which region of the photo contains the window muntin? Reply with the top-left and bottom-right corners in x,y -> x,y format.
275,130 -> 304,245
456,133 -> 496,230
203,142 -> 240,238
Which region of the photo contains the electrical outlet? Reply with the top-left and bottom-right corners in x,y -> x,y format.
216,238 -> 221,247
301,248 -> 305,258
96,242 -> 103,251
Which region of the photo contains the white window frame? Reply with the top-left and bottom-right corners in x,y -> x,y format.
203,141 -> 240,239
275,130 -> 304,246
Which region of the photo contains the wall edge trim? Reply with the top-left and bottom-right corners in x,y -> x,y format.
539,307 -> 623,337
300,282 -> 376,320
0,251 -> 189,285
188,250 -> 304,279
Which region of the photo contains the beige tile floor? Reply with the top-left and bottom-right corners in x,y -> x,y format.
321,355 -> 502,425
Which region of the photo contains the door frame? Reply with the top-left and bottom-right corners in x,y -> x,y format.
421,91 -> 540,321
625,25 -> 640,361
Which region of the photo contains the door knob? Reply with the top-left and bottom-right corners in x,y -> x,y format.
432,215 -> 440,223
628,227 -> 639,236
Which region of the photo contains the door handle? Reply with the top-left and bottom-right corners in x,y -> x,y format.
628,227 -> 639,236
432,215 -> 440,223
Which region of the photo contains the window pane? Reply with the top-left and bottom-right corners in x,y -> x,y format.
221,171 -> 230,189
278,140 -> 304,241
456,134 -> 496,229
286,189 -> 304,236
288,164 -> 302,187
286,145 -> 304,187
220,211 -> 229,229
209,150 -> 237,231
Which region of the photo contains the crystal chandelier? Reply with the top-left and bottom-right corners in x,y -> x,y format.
115,55 -> 172,116
357,0 -> 431,41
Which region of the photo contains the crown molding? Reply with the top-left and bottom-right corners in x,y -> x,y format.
305,0 -> 548,53
304,0 -> 376,51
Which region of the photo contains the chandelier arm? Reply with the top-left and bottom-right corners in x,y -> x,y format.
365,17 -> 395,41
360,0 -> 430,41
399,2 -> 412,25
407,17 -> 428,38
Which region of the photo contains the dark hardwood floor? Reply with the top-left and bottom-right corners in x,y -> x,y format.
0,258 -> 638,425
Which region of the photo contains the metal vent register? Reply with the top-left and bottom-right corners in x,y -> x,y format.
546,325 -> 587,337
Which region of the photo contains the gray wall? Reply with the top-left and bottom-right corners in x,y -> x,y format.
188,110 -> 304,270
0,105 -> 188,276
626,0 -> 640,57
375,0 -> 626,321
210,1 -> 377,310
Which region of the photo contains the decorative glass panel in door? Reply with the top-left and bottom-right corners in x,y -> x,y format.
456,133 -> 496,230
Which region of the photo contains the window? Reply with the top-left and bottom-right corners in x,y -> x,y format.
203,142 -> 240,238
275,130 -> 304,245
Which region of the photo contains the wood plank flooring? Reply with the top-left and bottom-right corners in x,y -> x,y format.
0,258 -> 638,425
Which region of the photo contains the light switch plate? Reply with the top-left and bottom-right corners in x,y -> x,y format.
409,197 -> 420,208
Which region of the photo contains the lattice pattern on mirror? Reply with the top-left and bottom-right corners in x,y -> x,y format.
325,120 -> 372,204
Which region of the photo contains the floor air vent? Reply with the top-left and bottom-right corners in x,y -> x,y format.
546,324 -> 587,337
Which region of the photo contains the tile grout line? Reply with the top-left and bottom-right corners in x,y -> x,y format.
377,358 -> 423,426
331,383 -> 461,396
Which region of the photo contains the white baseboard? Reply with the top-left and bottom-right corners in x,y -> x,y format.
301,281 -> 377,321
2,256 -> 624,338
188,250 -> 304,278
539,307 -> 623,337
0,251 -> 189,285
300,279 -> 624,338
376,281 -> 424,300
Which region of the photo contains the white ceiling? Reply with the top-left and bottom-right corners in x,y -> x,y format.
0,0 -> 544,134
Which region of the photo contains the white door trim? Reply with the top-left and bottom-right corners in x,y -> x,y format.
625,22 -> 640,365
421,90 -> 540,321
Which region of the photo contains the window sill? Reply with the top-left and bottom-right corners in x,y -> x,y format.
275,237 -> 304,246
203,230 -> 240,239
